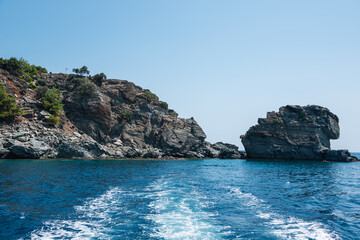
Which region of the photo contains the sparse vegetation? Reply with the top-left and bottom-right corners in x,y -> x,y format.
35,86 -> 49,99
0,57 -> 47,78
71,77 -> 85,85
92,72 -> 106,86
78,79 -> 96,95
272,118 -> 281,124
118,110 -> 133,121
0,57 -> 48,90
29,80 -> 36,89
71,77 -> 96,95
37,78 -> 47,86
160,101 -> 168,110
298,111 -> 307,121
0,84 -> 23,122
46,114 -> 60,126
144,90 -> 159,102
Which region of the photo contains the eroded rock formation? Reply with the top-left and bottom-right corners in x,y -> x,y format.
0,69 -> 243,159
241,105 -> 357,162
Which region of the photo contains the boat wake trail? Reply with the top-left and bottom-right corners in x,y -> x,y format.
144,179 -> 230,240
228,187 -> 341,240
29,187 -> 130,239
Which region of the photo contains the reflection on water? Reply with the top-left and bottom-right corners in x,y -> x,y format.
0,159 -> 359,239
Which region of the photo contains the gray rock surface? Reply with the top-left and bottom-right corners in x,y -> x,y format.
9,139 -> 51,159
211,142 -> 245,159
0,71 -> 243,159
241,105 -> 357,161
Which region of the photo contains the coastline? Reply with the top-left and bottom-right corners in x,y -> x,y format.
2,155 -> 359,162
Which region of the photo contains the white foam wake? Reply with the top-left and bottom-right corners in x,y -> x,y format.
144,179 -> 229,240
30,187 -> 124,239
229,187 -> 341,240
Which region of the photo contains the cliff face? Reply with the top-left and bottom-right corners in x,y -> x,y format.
0,69 -> 243,159
241,105 -> 356,161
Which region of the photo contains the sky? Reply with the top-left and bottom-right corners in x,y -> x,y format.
0,0 -> 359,151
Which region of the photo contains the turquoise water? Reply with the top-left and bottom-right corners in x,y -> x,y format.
0,157 -> 359,239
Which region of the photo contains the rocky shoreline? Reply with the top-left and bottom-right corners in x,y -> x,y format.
0,119 -> 245,160
0,63 -> 244,160
0,59 -> 357,161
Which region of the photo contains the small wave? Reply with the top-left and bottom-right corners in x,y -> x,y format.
228,187 -> 341,240
229,187 -> 266,207
30,187 -> 124,239
144,179 -> 229,240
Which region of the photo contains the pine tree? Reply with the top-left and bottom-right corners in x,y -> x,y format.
0,84 -> 23,122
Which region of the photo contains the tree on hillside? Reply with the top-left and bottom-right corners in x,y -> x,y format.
91,72 -> 106,86
72,66 -> 90,76
41,87 -> 63,116
0,84 -> 23,122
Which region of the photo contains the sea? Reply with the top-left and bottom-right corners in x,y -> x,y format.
0,154 -> 359,239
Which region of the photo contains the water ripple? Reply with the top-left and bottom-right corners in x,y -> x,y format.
229,187 -> 341,240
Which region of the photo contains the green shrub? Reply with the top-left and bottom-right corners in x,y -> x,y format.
0,84 -> 23,122
119,110 -> 132,121
37,78 -> 47,86
70,77 -> 96,95
78,79 -> 96,95
298,111 -> 307,121
29,80 -> 36,89
1,57 -> 22,75
160,101 -> 168,110
46,114 -> 59,126
36,86 -> 49,99
144,90 -> 159,102
71,77 -> 85,86
35,66 -> 47,73
41,87 -> 63,116
272,118 -> 281,124
0,57 -> 47,78
92,73 -> 106,86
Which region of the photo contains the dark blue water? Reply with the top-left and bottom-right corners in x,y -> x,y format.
0,156 -> 359,239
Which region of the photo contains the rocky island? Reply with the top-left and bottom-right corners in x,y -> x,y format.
0,58 -> 357,162
241,105 -> 358,162
0,57 -> 244,159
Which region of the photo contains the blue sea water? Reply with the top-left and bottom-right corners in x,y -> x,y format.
0,156 -> 359,240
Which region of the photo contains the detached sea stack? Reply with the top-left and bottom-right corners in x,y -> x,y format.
241,105 -> 358,162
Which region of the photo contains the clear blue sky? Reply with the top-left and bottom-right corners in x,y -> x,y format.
1,0 -> 359,151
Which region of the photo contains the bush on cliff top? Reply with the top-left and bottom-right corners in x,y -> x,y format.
160,101 -> 168,110
0,57 -> 47,78
0,84 -> 23,123
71,77 -> 96,95
144,90 -> 159,102
78,79 -> 96,95
91,73 -> 106,86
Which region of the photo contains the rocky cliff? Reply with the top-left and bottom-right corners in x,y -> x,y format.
0,61 -> 244,159
241,105 -> 357,161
